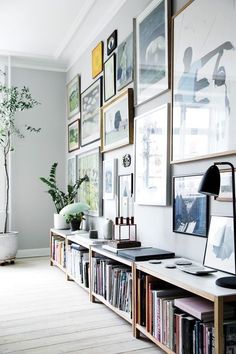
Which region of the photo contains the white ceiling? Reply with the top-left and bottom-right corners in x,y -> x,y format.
0,0 -> 127,71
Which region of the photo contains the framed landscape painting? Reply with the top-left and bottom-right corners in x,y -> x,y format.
68,120 -> 79,152
117,33 -> 133,91
67,75 -> 80,119
104,54 -> 116,102
81,77 -> 102,146
135,104 -> 169,206
77,148 -> 102,216
173,174 -> 209,237
135,0 -> 169,105
172,0 -> 236,162
101,88 -> 134,152
103,159 -> 117,200
92,41 -> 103,78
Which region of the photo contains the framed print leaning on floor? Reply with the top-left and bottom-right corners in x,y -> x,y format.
172,0 -> 236,162
135,0 -> 169,105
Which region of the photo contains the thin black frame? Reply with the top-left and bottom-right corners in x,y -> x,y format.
118,173 -> 133,217
107,29 -> 117,56
173,174 -> 209,237
68,119 -> 79,153
104,53 -> 116,102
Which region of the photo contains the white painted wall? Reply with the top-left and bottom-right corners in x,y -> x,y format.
10,67 -> 66,253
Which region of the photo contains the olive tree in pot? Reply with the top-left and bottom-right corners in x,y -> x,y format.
0,74 -> 40,263
39,162 -> 89,229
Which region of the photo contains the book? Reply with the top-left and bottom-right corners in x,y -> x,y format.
102,244 -> 149,254
117,247 -> 175,261
174,296 -> 214,322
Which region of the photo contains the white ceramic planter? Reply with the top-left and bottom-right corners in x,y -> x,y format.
54,213 -> 69,230
0,232 -> 18,261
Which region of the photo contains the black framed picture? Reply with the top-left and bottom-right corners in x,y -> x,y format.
173,174 -> 209,237
107,30 -> 117,56
104,54 -> 116,102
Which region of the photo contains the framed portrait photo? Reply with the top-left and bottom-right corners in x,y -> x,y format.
92,41 -> 103,78
172,0 -> 236,162
67,75 -> 80,119
107,30 -> 117,56
216,169 -> 236,202
117,32 -> 133,91
77,148 -> 102,216
104,54 -> 116,102
173,174 -> 209,237
68,120 -> 79,152
101,88 -> 134,152
68,157 -> 76,186
135,104 -> 169,206
103,159 -> 117,200
204,216 -> 236,275
118,174 -> 134,217
135,0 -> 169,105
81,77 -> 102,146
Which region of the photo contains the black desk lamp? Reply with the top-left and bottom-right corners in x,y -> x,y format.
198,162 -> 236,288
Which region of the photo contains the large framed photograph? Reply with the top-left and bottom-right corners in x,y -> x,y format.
68,120 -> 79,152
81,77 -> 102,146
135,104 -> 169,206
92,41 -> 103,79
117,33 -> 133,91
104,54 -> 116,102
216,169 -> 236,202
204,216 -> 236,274
103,159 -> 117,200
135,0 -> 169,105
68,157 -> 76,186
101,88 -> 134,152
77,148 -> 102,216
172,0 -> 236,162
118,174 -> 134,217
173,174 -> 209,237
67,75 -> 80,119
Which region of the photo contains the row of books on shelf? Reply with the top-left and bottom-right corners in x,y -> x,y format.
138,272 -> 236,354
92,256 -> 132,316
52,237 -> 66,268
67,243 -> 89,288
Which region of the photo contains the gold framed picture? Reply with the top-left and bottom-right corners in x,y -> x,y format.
92,41 -> 103,78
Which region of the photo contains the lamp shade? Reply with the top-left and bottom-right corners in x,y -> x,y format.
198,165 -> 220,196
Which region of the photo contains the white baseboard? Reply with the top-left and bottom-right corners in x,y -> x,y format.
16,248 -> 50,258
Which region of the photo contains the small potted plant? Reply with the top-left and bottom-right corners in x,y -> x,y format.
40,163 -> 89,229
60,202 -> 90,231
65,213 -> 85,231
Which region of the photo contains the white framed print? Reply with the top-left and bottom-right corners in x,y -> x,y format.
103,159 -> 117,200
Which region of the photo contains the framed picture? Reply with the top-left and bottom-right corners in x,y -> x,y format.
68,157 -> 76,186
173,174 -> 209,237
118,174 -> 134,217
204,216 -> 236,275
172,0 -> 236,163
135,0 -> 169,105
135,104 -> 169,206
92,41 -> 103,78
216,169 -> 236,202
67,75 -> 80,119
68,120 -> 79,152
103,159 -> 117,199
77,148 -> 102,216
101,88 -> 134,152
117,32 -> 133,91
107,30 -> 117,56
104,54 -> 116,102
81,77 -> 102,146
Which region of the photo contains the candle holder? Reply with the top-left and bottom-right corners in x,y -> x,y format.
108,216 -> 141,249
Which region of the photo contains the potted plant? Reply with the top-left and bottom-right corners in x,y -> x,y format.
40,162 -> 89,229
65,213 -> 85,231
60,202 -> 90,231
0,72 -> 40,263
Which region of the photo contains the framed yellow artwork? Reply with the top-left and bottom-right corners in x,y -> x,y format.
92,41 -> 103,78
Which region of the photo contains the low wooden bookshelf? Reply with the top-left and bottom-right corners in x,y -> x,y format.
134,258 -> 236,354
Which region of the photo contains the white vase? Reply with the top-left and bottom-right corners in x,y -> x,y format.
0,232 -> 18,262
54,213 -> 69,230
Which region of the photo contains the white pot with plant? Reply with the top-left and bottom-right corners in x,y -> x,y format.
60,202 -> 90,231
40,163 -> 89,229
0,71 -> 40,263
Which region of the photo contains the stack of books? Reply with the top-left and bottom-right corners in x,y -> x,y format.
52,236 -> 66,268
67,243 -> 89,287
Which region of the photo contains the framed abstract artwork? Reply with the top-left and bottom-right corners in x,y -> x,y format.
101,88 -> 134,152
104,54 -> 116,102
103,159 -> 117,200
77,148 -> 102,216
68,157 -> 76,186
107,30 -> 117,56
68,120 -> 79,152
67,75 -> 80,119
92,41 -> 103,78
172,0 -> 236,162
173,174 -> 209,237
118,174 -> 134,217
204,216 -> 235,274
81,77 -> 102,146
117,32 -> 133,91
135,104 -> 169,206
135,0 -> 169,105
216,169 -> 236,202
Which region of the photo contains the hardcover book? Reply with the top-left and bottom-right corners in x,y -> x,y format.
117,247 -> 175,261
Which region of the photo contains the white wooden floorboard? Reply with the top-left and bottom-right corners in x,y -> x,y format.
0,257 -> 163,353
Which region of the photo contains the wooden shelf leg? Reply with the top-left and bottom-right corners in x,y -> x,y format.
214,297 -> 224,354
132,263 -> 140,338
